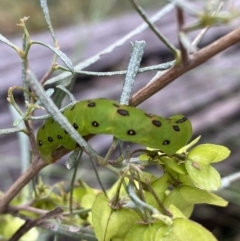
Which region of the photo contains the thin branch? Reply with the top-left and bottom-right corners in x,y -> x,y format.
220,171 -> 240,190
24,120 -> 38,157
120,40 -> 146,105
45,3 -> 175,86
91,158 -> 108,196
129,27 -> 240,107
7,204 -> 91,217
129,0 -> 180,61
64,60 -> 175,76
69,150 -> 83,213
176,6 -> 189,63
0,157 -> 47,213
8,205 -> 49,216
8,208 -> 97,240
39,63 -> 57,85
9,207 -> 63,241
191,1 -> 224,50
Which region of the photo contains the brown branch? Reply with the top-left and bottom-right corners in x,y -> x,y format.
24,120 -> 39,156
7,204 -> 91,217
9,207 -> 63,241
7,204 -> 50,216
176,6 -> 189,63
130,27 -> 240,106
0,157 -> 48,213
7,208 -> 97,241
39,65 -> 56,85
0,134 -> 95,213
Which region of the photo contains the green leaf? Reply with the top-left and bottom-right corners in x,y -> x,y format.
81,193 -> 97,225
185,144 -> 229,190
162,156 -> 187,175
168,205 -> 187,219
0,214 -> 39,240
92,194 -> 112,241
178,135 -> 201,153
155,218 -> 217,241
179,186 -> 228,206
106,178 -> 128,199
124,223 -> 163,241
177,174 -> 196,187
164,188 -> 194,218
188,144 -> 230,164
107,208 -> 140,241
92,193 -> 140,241
73,179 -> 96,202
185,159 -> 221,190
139,171 -> 158,184
139,153 -> 151,161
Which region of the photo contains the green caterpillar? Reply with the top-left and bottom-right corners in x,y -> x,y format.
36,98 -> 192,162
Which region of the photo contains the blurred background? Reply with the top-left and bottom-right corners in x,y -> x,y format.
0,0 -> 240,240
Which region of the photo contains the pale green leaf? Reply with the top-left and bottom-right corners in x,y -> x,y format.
106,178 -> 128,199
73,179 -> 96,202
124,223 -> 163,241
81,193 -> 97,225
179,186 -> 228,206
162,156 -> 187,174
139,171 -> 158,184
139,153 -> 152,161
164,188 -> 194,218
106,208 -> 140,241
185,160 -> 221,190
177,174 -> 196,187
92,194 -> 112,241
92,193 -> 140,241
168,205 -> 187,219
178,135 -> 201,153
188,144 -> 230,164
155,218 -> 217,241
0,215 -> 39,240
